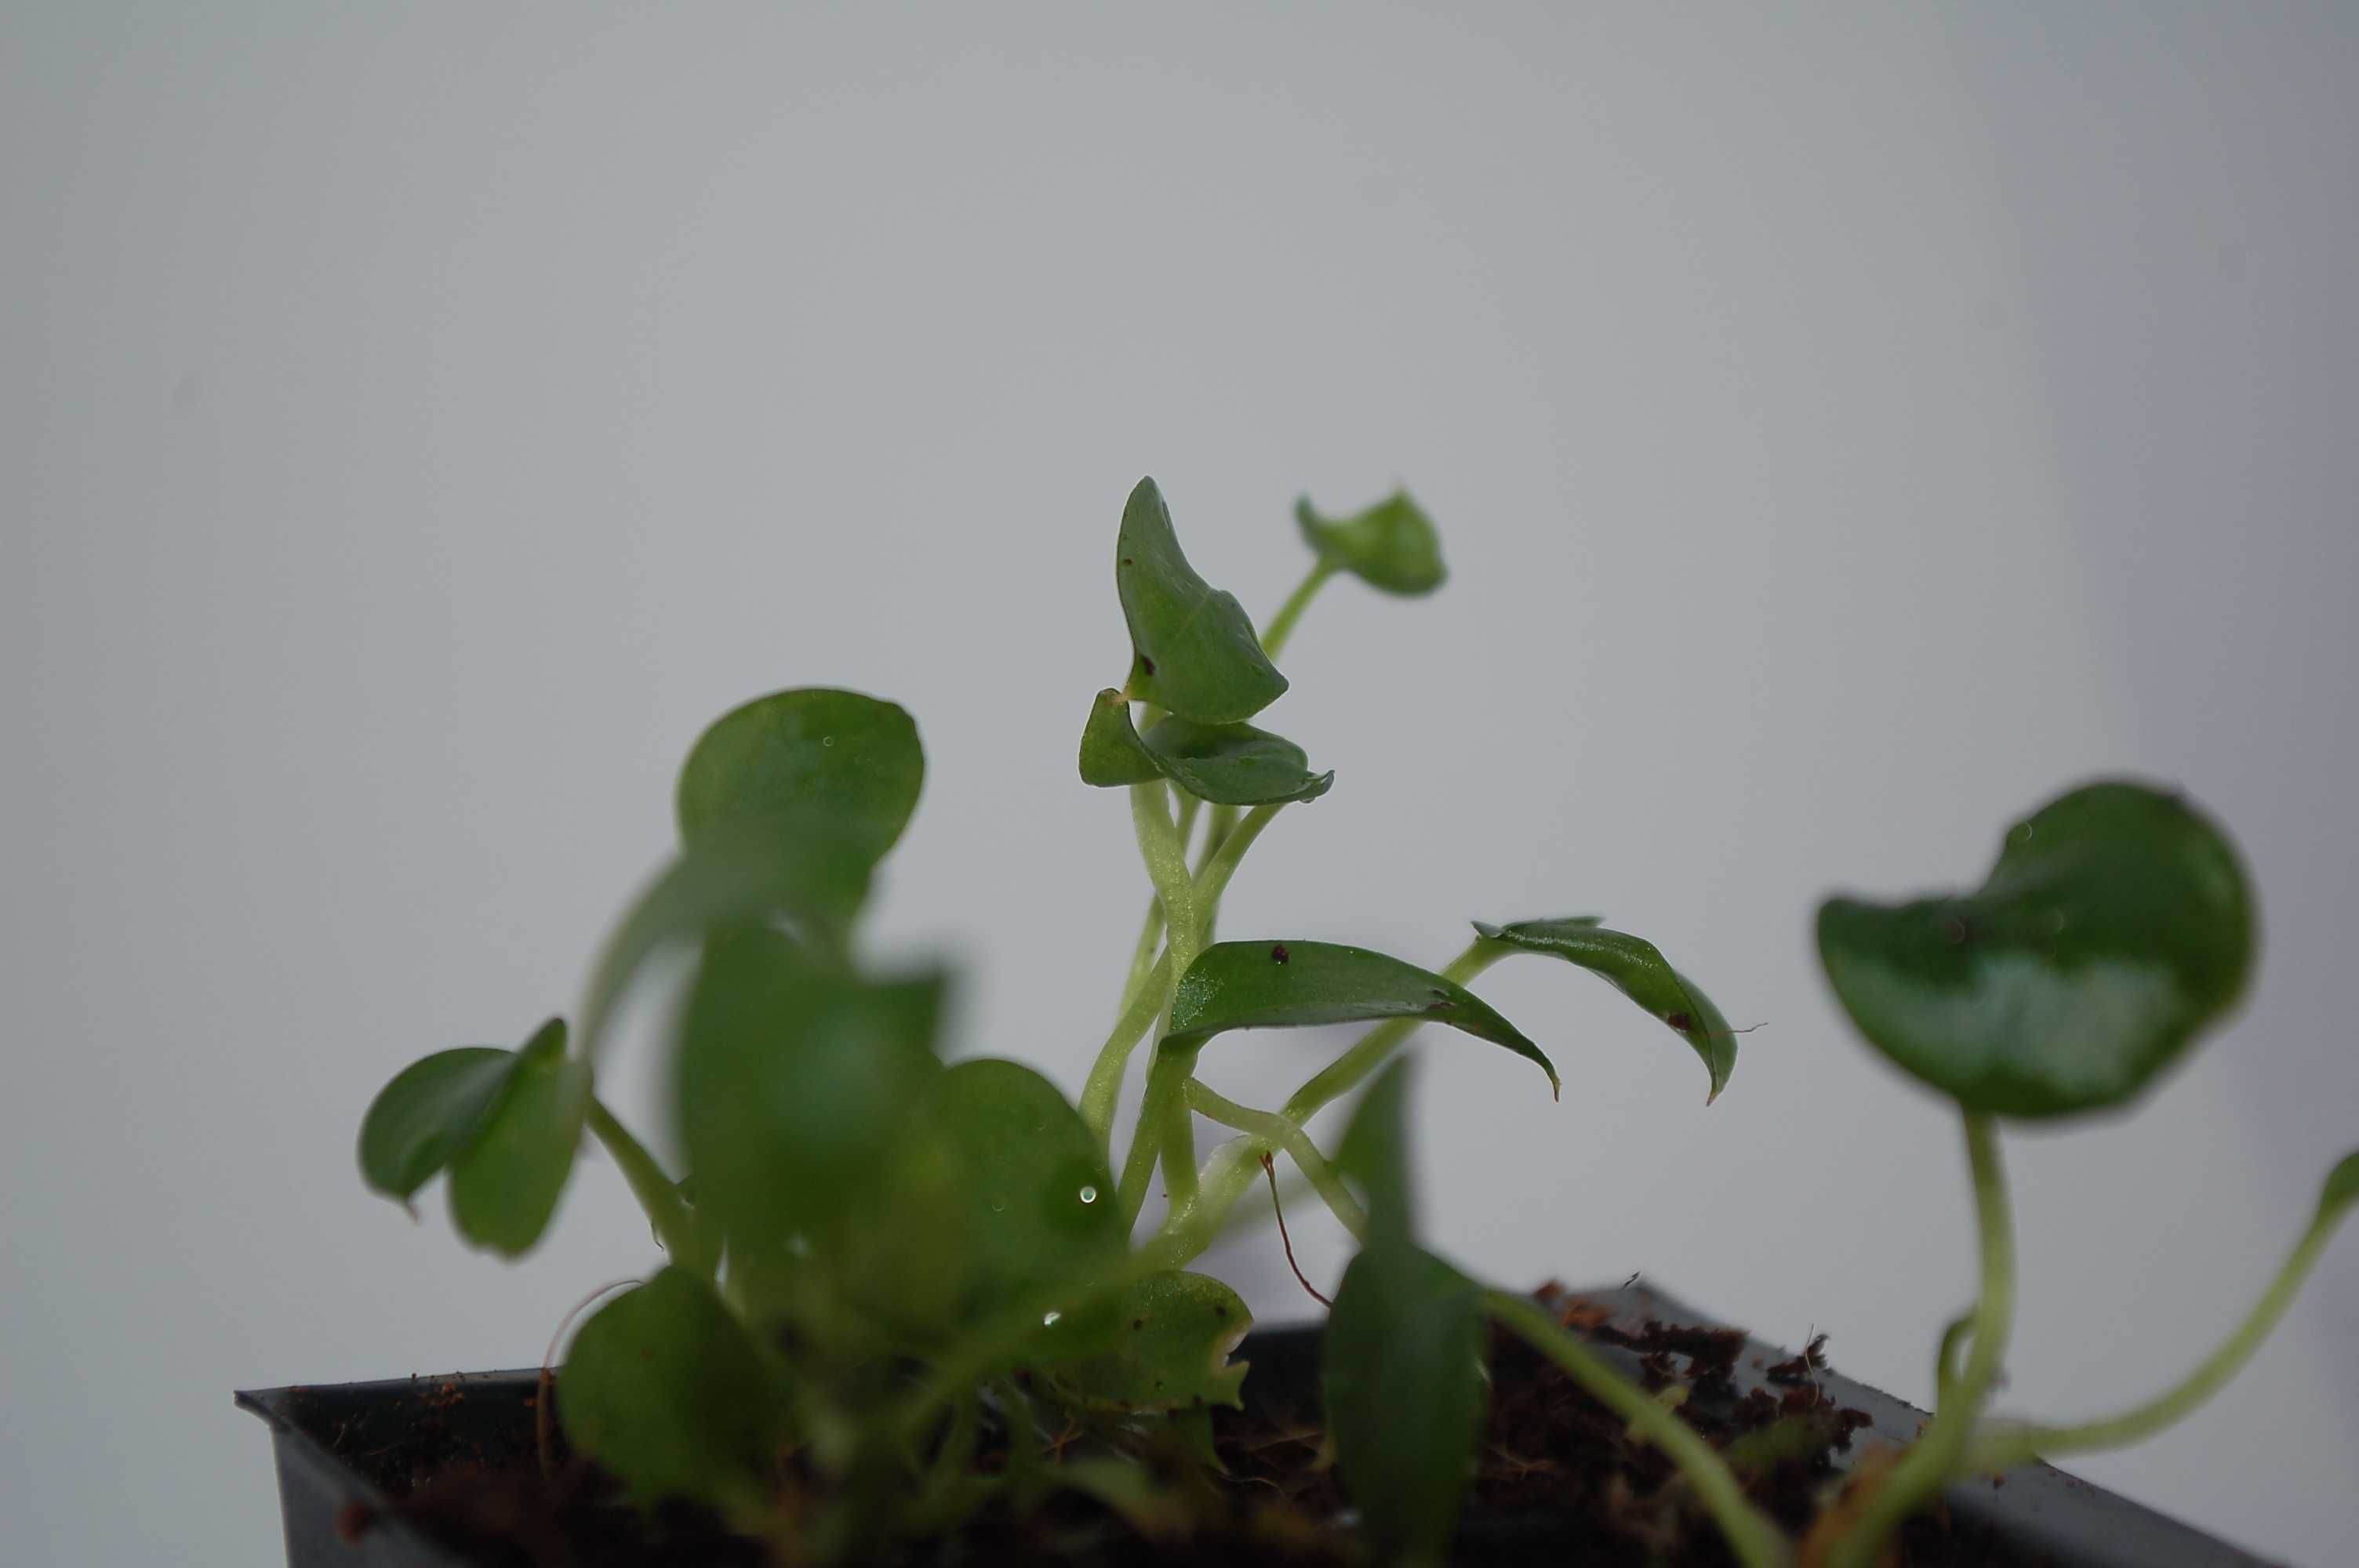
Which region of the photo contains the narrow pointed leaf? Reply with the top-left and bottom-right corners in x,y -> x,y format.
1472,918 -> 1739,1102
1163,940 -> 1557,1095
674,927 -> 945,1250
1117,477 -> 1288,724
1056,1270 -> 1252,1413
448,1018 -> 586,1256
1818,779 -> 2255,1119
358,1047 -> 519,1202
1078,688 -> 1331,804
558,1267 -> 789,1520
1325,1060 -> 1483,1557
676,687 -> 924,872
1296,490 -> 1446,596
1327,1243 -> 1487,1560
579,819 -> 872,1057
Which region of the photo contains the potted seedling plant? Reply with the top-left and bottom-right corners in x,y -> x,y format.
242,478 -> 2354,1567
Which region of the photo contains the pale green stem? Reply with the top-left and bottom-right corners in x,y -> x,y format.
1260,557 -> 1337,662
1148,937 -> 1512,1265
1196,802 -> 1283,913
1279,937 -> 1507,1125
1080,951 -> 1169,1154
1826,1114 -> 2013,1568
1121,782 -> 1203,1225
1184,1079 -> 1367,1240
1962,1203 -> 2349,1472
586,1100 -> 711,1276
1196,804 -> 1240,879
1488,1290 -> 1791,1568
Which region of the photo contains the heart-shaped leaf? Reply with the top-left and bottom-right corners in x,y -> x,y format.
674,926 -> 946,1253
1325,1058 -> 1485,1559
676,687 -> 924,873
358,1047 -> 520,1203
1117,477 -> 1288,725
1077,689 -> 1332,806
448,1018 -> 587,1256
1054,1270 -> 1252,1413
1163,941 -> 1558,1096
558,1267 -> 789,1521
1472,918 -> 1739,1102
1295,490 -> 1445,596
579,819 -> 874,1057
1817,779 -> 2255,1119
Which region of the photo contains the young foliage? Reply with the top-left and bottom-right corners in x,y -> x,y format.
338,474 -> 2356,1568
1115,477 -> 1288,723
1165,938 -> 1558,1094
1472,917 -> 1739,1101
1295,489 -> 1446,596
1077,689 -> 1332,805
558,1268 -> 791,1523
1324,1060 -> 1488,1563
1817,779 -> 2255,1118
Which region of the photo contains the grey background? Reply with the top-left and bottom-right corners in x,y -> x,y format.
5,5 -> 2354,1563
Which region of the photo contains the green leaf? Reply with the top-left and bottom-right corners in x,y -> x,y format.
1817,779 -> 2256,1119
2322,1149 -> 2359,1222
1077,688 -> 1332,805
1327,1243 -> 1487,1561
558,1267 -> 787,1521
448,1018 -> 587,1256
1325,1060 -> 1483,1559
674,926 -> 945,1250
1471,918 -> 1739,1103
676,687 -> 924,872
579,819 -> 874,1057
1117,477 -> 1288,724
358,1047 -> 519,1202
1054,1271 -> 1252,1413
1296,490 -> 1446,596
918,1059 -> 1125,1305
1163,941 -> 1558,1096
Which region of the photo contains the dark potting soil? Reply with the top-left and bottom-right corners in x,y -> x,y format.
300,1285 -> 2030,1567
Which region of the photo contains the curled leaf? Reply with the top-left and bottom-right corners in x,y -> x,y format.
358,1047 -> 521,1203
1296,490 -> 1445,596
1164,940 -> 1557,1096
1117,477 -> 1288,724
1472,918 -> 1739,1102
1078,688 -> 1332,805
448,1018 -> 587,1257
1818,779 -> 2255,1119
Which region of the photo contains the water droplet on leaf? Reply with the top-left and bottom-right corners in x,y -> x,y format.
1078,1185 -> 1099,1204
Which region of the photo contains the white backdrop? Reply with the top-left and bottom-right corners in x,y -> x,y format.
5,5 -> 2354,1564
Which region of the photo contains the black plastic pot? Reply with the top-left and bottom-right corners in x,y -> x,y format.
238,1283 -> 2270,1567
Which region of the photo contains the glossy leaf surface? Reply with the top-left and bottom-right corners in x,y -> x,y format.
1057,1271 -> 1252,1413
1295,490 -> 1445,596
358,1047 -> 518,1201
674,927 -> 945,1250
1473,918 -> 1739,1102
448,1018 -> 585,1256
579,820 -> 872,1055
1164,941 -> 1557,1094
675,687 -> 923,872
1325,1059 -> 1485,1559
1116,477 -> 1287,724
558,1267 -> 787,1518
1077,689 -> 1331,805
1818,779 -> 2255,1118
